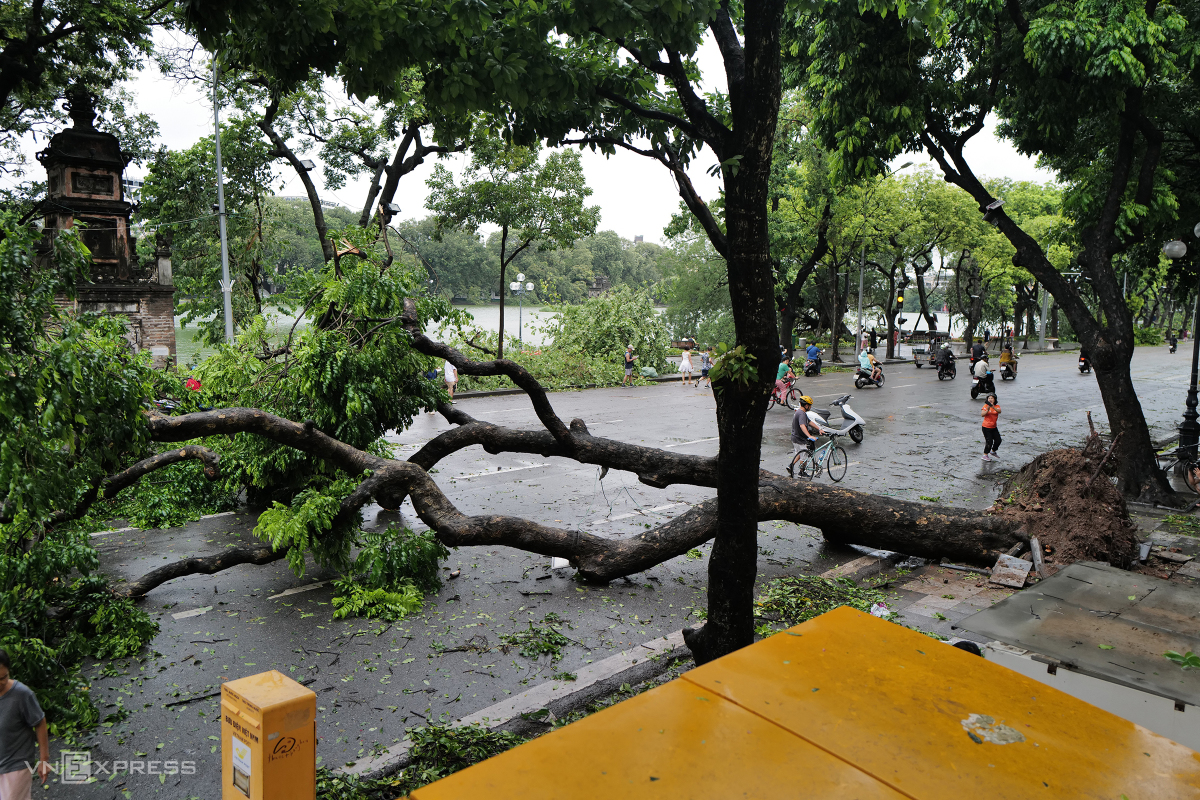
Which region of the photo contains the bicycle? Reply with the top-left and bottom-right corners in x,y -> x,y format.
788,433 -> 849,482
1156,445 -> 1200,499
767,376 -> 803,411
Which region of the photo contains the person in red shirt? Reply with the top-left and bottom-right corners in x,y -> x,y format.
980,394 -> 1001,461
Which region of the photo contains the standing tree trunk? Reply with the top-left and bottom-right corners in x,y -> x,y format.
683,0 -> 786,665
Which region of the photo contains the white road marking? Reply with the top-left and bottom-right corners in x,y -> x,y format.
663,437 -> 719,448
453,462 -> 550,480
91,509 -> 239,538
171,606 -> 213,620
907,403 -> 941,408
268,581 -> 329,600
891,384 -> 916,388
591,503 -> 685,525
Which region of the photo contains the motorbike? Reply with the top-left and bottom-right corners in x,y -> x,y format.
936,349 -> 957,381
803,356 -> 822,377
810,394 -> 866,443
999,355 -> 1018,381
854,364 -> 885,389
1171,340 -> 1178,354
970,366 -> 996,399
1079,354 -> 1091,374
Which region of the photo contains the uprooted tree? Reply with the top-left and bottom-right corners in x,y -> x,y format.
4,204 -> 1140,737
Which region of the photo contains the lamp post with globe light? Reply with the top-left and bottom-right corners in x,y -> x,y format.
508,273 -> 535,348
1163,224 -> 1200,462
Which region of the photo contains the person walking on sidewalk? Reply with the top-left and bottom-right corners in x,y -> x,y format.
981,394 -> 1002,461
0,649 -> 49,800
622,346 -> 637,385
699,347 -> 713,388
680,348 -> 694,387
443,359 -> 458,403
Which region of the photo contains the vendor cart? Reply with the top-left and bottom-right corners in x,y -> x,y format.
907,330 -> 952,368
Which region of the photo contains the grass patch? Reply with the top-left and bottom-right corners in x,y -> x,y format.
317,658 -> 694,799
753,574 -> 892,638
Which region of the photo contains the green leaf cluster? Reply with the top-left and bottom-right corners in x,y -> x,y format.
753,575 -> 891,638
330,583 -> 423,622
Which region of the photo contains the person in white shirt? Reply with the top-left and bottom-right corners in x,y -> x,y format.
680,349 -> 694,387
444,360 -> 458,403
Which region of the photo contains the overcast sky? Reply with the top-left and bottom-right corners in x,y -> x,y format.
80,32 -> 1055,245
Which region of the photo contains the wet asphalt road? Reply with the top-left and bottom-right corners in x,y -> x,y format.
60,345 -> 1188,798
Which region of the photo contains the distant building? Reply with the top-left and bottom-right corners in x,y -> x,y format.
587,274 -> 611,298
634,235 -> 644,243
36,88 -> 176,368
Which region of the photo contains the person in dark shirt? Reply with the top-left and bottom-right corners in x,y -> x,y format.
622,346 -> 638,385
786,396 -> 820,477
0,648 -> 49,799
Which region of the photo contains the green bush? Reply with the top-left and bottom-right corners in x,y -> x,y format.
1135,326 -> 1165,346
330,526 -> 451,621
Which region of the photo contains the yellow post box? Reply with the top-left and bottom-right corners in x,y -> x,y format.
221,670 -> 317,800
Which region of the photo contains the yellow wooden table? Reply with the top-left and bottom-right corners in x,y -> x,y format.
410,606 -> 1200,799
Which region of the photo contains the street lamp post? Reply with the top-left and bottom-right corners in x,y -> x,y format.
1165,230 -> 1200,462
508,273 -> 535,347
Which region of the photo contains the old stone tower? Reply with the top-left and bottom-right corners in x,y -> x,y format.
37,88 -> 176,367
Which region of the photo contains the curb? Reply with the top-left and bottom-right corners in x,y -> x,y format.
339,628 -> 693,781
454,374 -> 686,400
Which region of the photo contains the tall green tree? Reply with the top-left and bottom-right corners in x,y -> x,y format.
182,0 -> 943,663
797,0 -> 1195,500
426,139 -> 599,359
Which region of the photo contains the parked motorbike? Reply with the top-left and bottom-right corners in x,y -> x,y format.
803,356 -> 822,377
970,368 -> 996,399
810,394 -> 867,443
854,364 -> 885,389
1078,353 -> 1091,373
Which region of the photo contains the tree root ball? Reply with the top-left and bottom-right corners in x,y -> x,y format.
995,446 -> 1139,569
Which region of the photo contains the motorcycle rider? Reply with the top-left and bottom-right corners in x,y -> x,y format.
857,347 -> 882,383
970,337 -> 986,365
787,395 -> 820,477
805,341 -> 822,374
998,344 -> 1018,375
867,348 -> 883,382
935,343 -> 955,368
973,352 -> 992,391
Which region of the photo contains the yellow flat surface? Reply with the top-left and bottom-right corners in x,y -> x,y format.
408,605 -> 1200,799
409,679 -> 907,800
683,606 -> 1200,799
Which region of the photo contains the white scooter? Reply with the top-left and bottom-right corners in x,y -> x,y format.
809,394 -> 867,443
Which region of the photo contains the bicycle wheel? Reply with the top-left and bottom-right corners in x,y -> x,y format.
785,386 -> 802,410
826,445 -> 848,482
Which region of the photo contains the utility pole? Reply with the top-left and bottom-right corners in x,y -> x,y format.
857,244 -> 865,352
213,56 -> 234,344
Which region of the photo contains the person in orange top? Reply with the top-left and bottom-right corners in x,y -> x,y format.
981,394 -> 1001,461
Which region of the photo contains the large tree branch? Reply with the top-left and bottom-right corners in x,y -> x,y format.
258,96 -> 334,264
